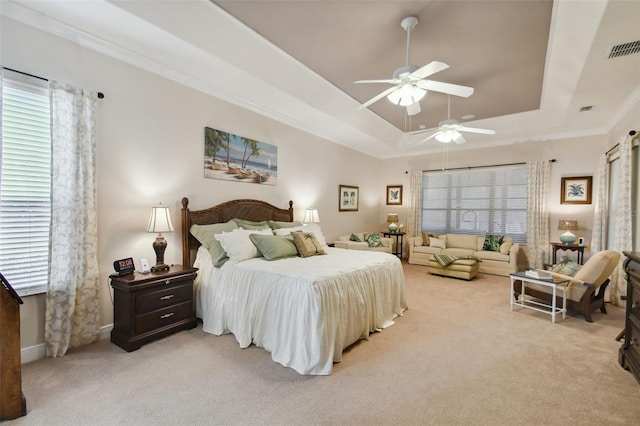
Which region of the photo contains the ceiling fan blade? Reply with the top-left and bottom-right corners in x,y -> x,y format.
414,131 -> 440,145
410,61 -> 449,80
416,80 -> 474,98
456,125 -> 496,135
408,126 -> 439,135
354,78 -> 399,84
406,101 -> 421,116
357,85 -> 400,109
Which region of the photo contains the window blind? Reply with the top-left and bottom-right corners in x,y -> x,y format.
0,76 -> 51,296
422,165 -> 527,243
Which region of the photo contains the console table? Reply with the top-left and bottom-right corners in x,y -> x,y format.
551,242 -> 585,265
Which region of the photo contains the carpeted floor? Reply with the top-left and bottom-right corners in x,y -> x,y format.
9,263 -> 640,425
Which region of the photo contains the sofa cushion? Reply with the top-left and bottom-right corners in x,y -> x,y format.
475,250 -> 510,262
422,232 -> 439,246
446,233 -> 478,251
413,245 -> 443,256
442,248 -> 475,257
483,234 -> 504,252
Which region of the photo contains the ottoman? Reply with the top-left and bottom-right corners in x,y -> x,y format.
427,257 -> 479,281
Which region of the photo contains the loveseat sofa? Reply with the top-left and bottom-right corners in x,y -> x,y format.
408,233 -> 521,276
333,232 -> 393,253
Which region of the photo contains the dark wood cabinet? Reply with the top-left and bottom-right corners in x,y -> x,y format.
619,252 -> 640,385
110,265 -> 198,352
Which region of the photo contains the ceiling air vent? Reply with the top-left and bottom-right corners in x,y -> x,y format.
580,106 -> 593,112
607,40 -> 640,59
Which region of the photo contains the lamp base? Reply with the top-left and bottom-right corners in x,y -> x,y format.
388,223 -> 398,232
559,231 -> 576,244
151,263 -> 170,272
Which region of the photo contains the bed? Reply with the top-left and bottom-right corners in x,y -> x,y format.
181,197 -> 407,375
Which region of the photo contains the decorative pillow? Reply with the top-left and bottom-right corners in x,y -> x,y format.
214,228 -> 273,261
483,234 -> 504,252
429,237 -> 446,249
290,231 -> 326,257
422,232 -> 439,246
500,241 -> 513,255
364,232 -> 382,247
249,234 -> 299,261
551,258 -> 582,276
232,219 -> 271,230
267,220 -> 303,229
190,221 -> 238,267
274,224 -> 327,247
350,233 -> 362,242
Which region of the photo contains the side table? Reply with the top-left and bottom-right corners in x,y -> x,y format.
383,232 -> 406,258
551,242 -> 585,265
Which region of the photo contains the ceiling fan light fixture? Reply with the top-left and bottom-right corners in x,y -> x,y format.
387,84 -> 426,106
435,129 -> 461,143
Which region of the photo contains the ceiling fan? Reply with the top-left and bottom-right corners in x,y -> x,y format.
409,95 -> 496,145
355,16 -> 474,116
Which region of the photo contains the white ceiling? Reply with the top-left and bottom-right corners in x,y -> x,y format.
3,0 -> 639,159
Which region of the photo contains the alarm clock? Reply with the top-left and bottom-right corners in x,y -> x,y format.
113,257 -> 135,276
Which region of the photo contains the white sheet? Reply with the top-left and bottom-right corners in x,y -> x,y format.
194,246 -> 407,375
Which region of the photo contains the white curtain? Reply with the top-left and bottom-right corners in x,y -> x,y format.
406,170 -> 423,239
45,81 -> 100,357
609,135 -> 633,305
525,161 -> 551,269
590,153 -> 609,253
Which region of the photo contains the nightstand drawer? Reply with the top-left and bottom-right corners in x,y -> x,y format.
136,301 -> 193,334
136,283 -> 192,314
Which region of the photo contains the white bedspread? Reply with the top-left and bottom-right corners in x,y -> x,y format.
194,247 -> 407,375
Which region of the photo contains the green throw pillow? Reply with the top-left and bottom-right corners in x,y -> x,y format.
248,234 -> 299,260
233,218 -> 271,230
267,220 -> 303,229
190,221 -> 238,267
551,258 -> 582,276
365,232 -> 382,247
350,233 -> 362,242
482,234 -> 504,252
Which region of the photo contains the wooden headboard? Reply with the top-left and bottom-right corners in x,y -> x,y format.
181,197 -> 294,266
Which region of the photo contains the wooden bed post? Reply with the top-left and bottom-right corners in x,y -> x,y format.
181,197 -> 190,267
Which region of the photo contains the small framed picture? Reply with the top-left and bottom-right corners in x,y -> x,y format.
338,185 -> 359,212
386,185 -> 403,205
561,176 -> 592,204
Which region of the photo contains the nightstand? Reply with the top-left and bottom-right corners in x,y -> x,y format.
383,232 -> 406,258
551,242 -> 585,265
110,265 -> 198,352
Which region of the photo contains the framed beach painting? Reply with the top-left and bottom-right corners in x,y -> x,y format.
338,185 -> 359,211
204,127 -> 277,185
561,176 -> 592,204
386,185 -> 403,205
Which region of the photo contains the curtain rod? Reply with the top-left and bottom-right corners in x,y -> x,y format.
605,130 -> 638,156
3,66 -> 105,99
411,159 -> 556,174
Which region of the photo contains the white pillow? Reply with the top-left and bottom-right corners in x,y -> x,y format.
429,237 -> 446,249
274,223 -> 328,246
214,228 -> 273,261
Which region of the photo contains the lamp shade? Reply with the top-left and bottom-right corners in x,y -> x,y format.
387,214 -> 399,223
303,208 -> 320,224
147,205 -> 174,233
557,219 -> 578,231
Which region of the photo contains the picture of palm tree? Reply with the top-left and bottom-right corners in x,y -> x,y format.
561,176 -> 592,204
204,127 -> 277,185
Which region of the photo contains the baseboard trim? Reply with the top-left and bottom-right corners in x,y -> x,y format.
21,323 -> 113,364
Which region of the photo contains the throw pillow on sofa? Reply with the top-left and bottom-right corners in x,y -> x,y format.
350,233 -> 361,242
421,232 -> 440,246
483,234 -> 504,252
364,232 -> 382,247
429,237 -> 446,249
500,241 -> 513,254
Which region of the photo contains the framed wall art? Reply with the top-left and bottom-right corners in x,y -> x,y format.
561,176 -> 592,204
204,127 -> 277,185
386,185 -> 403,205
338,185 -> 359,211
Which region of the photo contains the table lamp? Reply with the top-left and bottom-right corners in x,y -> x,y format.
558,219 -> 578,244
387,213 -> 399,232
147,204 -> 174,272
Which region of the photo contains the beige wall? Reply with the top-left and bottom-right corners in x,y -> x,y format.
3,16 -> 639,355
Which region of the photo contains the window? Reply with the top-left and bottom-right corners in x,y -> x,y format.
421,165 -> 528,243
0,72 -> 51,296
